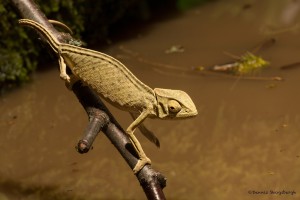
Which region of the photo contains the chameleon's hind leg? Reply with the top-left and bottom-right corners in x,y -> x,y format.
127,110 -> 151,174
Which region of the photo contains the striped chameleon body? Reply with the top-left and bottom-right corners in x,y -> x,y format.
19,19 -> 198,174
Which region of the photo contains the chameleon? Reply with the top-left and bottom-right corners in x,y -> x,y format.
19,19 -> 198,174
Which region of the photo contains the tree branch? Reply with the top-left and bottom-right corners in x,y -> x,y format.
10,0 -> 167,199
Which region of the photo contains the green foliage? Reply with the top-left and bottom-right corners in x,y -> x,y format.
0,50 -> 28,82
233,52 -> 269,75
0,0 -> 38,90
210,52 -> 269,76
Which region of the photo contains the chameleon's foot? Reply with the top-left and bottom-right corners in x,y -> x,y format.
133,157 -> 151,174
60,73 -> 71,83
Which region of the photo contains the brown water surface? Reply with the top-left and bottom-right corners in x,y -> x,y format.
1,0 -> 300,199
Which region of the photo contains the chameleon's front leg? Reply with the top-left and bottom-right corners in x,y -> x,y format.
58,55 -> 71,83
127,110 -> 151,174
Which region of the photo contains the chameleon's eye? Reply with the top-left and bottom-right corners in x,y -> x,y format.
168,100 -> 181,113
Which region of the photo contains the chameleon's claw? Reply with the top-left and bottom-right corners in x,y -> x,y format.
133,157 -> 151,174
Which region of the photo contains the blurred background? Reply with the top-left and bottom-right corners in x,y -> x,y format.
1,0 -> 300,199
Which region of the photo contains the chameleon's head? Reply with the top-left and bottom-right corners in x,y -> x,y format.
154,88 -> 198,119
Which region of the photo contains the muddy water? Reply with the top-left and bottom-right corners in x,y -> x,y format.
1,0 -> 300,199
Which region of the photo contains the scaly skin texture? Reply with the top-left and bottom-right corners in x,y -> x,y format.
63,51 -> 157,112
19,19 -> 198,174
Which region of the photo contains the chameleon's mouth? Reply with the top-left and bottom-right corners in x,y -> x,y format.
172,108 -> 198,118
182,110 -> 198,117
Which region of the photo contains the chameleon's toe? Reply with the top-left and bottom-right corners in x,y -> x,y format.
133,157 -> 151,174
